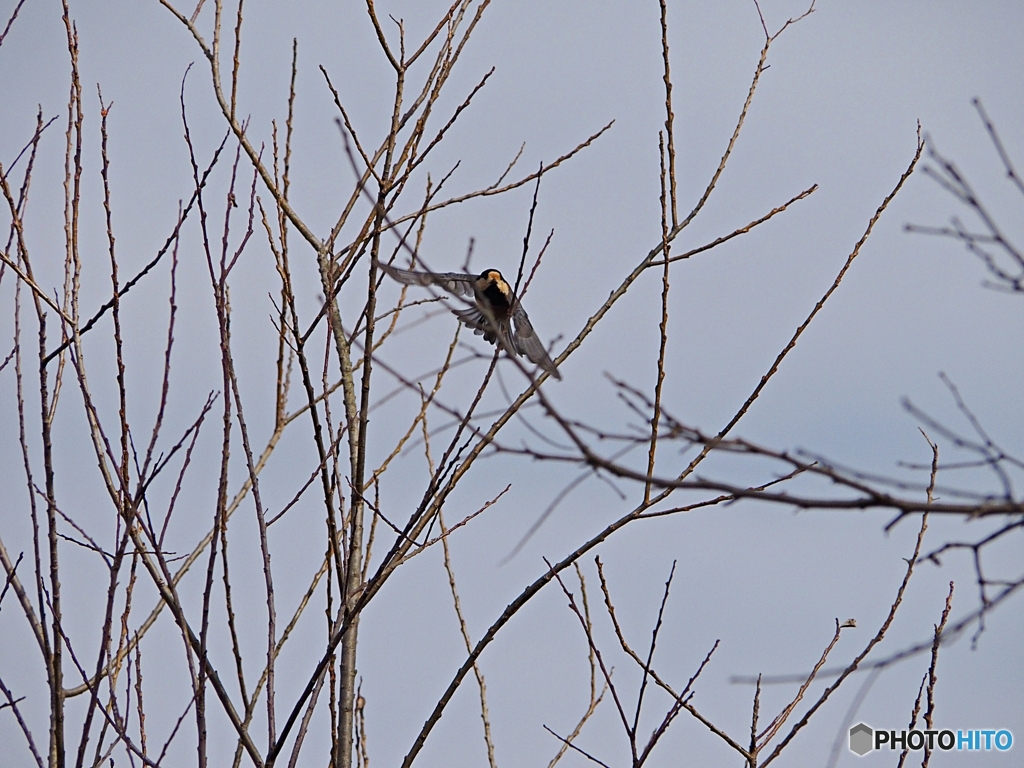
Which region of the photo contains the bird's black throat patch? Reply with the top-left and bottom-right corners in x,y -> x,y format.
481,282 -> 511,315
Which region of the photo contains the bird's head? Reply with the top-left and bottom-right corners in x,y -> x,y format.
476,269 -> 512,298
478,268 -> 503,283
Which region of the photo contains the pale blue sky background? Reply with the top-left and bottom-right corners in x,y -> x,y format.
1,1 -> 1022,766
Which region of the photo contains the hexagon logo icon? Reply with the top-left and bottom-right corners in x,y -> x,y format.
849,723 -> 873,756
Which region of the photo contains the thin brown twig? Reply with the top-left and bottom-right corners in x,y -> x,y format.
545,564 -> 608,768
756,619 -> 850,751
921,582 -> 954,767
549,562 -> 633,758
434,419 -> 498,768
759,511 -> 931,766
0,0 -> 28,49
671,125 -> 923,488
659,0 -> 677,229
542,725 -> 612,768
0,674 -> 44,768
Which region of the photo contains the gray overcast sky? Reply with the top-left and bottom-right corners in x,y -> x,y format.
2,1 -> 1022,766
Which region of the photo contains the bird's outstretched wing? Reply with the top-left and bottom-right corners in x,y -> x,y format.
377,261 -> 475,298
512,304 -> 561,379
453,306 -> 516,350
380,261 -> 499,341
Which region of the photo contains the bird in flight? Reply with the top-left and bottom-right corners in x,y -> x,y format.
378,261 -> 561,380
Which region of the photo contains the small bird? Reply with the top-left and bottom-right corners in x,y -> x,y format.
377,261 -> 561,379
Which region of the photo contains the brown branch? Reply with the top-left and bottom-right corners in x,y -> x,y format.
759,511 -> 930,766
672,125 -> 924,486
756,619 -> 850,750
0,674 -> 44,768
545,564 -> 609,768
0,0 -> 27,48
